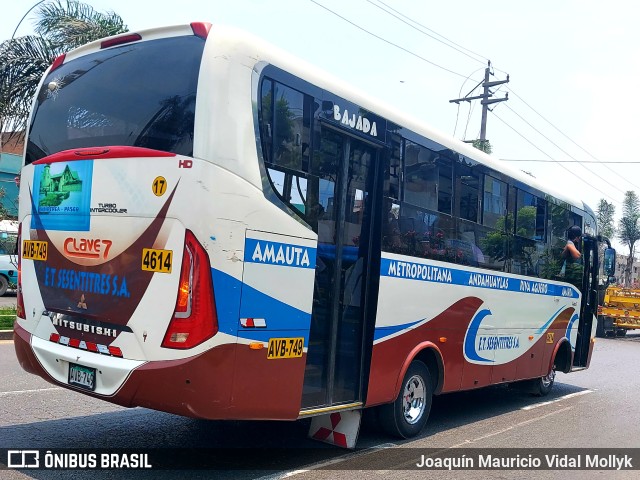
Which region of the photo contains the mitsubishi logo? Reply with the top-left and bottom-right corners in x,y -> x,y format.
77,294 -> 88,310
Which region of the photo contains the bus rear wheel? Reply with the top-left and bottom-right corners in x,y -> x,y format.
529,368 -> 555,397
379,360 -> 432,439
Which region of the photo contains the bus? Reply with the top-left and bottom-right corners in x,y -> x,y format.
14,23 -> 615,447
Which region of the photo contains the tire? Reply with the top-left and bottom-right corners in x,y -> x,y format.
529,368 -> 555,397
378,360 -> 432,439
0,276 -> 8,297
616,329 -> 627,337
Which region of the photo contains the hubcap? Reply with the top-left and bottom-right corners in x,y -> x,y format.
402,374 -> 426,424
541,369 -> 556,388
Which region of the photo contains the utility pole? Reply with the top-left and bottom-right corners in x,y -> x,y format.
450,61 -> 509,151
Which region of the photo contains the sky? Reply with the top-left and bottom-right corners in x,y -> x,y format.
3,0 -> 640,246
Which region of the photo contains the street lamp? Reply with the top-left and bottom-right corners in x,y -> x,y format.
11,0 -> 46,40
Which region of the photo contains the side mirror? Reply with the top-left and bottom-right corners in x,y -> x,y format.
603,248 -> 616,276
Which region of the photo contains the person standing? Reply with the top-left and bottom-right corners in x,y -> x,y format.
562,225 -> 582,286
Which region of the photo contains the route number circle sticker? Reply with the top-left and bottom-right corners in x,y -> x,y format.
152,176 -> 167,196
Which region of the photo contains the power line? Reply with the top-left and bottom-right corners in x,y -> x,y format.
452,68 -> 485,137
366,0 -> 487,66
309,0 -> 622,204
501,103 -> 622,194
490,110 -> 620,205
463,100 -> 476,140
506,86 -> 640,191
367,0 -> 509,75
308,0 -> 469,79
365,0 -> 633,192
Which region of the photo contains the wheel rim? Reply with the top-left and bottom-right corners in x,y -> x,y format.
402,374 -> 426,425
541,369 -> 556,388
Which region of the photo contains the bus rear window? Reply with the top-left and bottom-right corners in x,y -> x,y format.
26,35 -> 205,164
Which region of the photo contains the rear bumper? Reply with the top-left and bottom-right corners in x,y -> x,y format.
13,322 -> 235,418
14,323 -> 304,420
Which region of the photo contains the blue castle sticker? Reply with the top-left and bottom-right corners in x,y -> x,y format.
31,160 -> 93,231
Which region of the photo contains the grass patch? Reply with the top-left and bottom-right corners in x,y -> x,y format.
0,306 -> 16,330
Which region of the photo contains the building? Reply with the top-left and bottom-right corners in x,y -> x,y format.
614,252 -> 640,287
0,132 -> 23,218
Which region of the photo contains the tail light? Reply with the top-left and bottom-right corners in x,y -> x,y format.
16,223 -> 25,319
100,33 -> 142,49
162,230 -> 218,349
50,53 -> 66,73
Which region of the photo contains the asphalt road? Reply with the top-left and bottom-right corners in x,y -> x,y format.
0,291 -> 16,309
1,333 -> 639,479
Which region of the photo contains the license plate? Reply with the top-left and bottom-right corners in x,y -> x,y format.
22,240 -> 48,261
68,363 -> 96,391
267,337 -> 304,359
141,248 -> 173,273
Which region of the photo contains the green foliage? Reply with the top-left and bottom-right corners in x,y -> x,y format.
0,0 -> 128,133
596,199 -> 615,239
515,206 -> 536,237
618,191 -> 640,286
472,139 -> 492,154
481,213 -> 513,263
0,306 -> 16,330
39,192 -> 64,206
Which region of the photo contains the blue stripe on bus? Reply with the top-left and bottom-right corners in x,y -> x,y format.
211,268 -> 242,337
380,258 -> 580,298
464,309 -> 494,362
244,238 -> 317,269
566,312 -> 580,345
373,319 -> 423,342
237,280 -> 311,343
535,306 -> 565,335
211,267 -> 311,343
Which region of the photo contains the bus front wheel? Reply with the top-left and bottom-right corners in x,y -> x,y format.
379,360 -> 432,439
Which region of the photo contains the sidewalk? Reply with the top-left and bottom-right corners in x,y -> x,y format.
0,329 -> 13,340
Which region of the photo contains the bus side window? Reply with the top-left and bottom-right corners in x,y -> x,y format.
259,79 -> 274,164
272,83 -> 305,171
455,158 -> 480,223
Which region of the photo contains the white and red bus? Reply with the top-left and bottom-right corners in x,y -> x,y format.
14,23 -> 614,446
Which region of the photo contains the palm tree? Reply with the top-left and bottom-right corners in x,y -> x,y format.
618,191 -> 640,287
0,0 -> 127,137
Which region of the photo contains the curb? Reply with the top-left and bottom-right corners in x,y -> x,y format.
0,330 -> 13,341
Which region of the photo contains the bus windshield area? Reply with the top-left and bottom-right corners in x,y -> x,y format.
25,35 -> 205,164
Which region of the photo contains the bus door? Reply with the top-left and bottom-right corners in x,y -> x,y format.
573,235 -> 598,367
301,127 -> 381,410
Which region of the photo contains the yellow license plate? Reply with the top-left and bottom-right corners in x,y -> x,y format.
22,240 -> 48,261
141,248 -> 173,273
267,337 -> 304,359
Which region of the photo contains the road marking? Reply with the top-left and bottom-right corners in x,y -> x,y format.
453,406 -> 572,446
0,387 -> 62,397
259,390 -> 595,476
256,442 -> 397,480
381,407 -> 574,470
521,389 -> 594,410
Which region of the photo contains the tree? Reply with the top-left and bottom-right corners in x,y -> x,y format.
0,0 -> 127,135
472,139 -> 492,154
618,191 -> 640,286
596,199 -> 616,239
